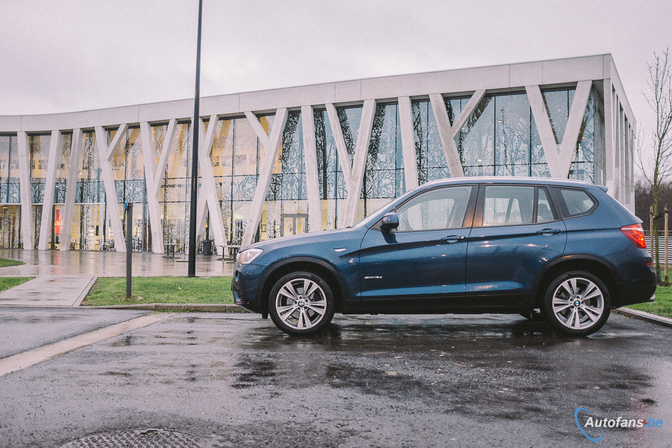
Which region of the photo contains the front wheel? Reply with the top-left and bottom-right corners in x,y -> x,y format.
542,271 -> 610,336
268,271 -> 335,336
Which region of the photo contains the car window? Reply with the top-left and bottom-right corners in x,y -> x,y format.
536,188 -> 556,223
483,186 -> 534,226
558,188 -> 595,216
394,186 -> 472,232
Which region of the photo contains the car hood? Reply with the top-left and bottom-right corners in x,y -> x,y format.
241,225 -> 369,267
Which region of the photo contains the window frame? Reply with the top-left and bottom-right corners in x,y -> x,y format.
472,184 -> 562,228
373,184 -> 478,232
551,186 -> 598,219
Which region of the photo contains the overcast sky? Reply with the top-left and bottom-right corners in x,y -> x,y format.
1,0 -> 670,166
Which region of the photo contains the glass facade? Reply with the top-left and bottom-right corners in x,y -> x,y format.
158,122 -> 193,253
314,108 -> 347,230
49,132 -> 71,249
0,75 -> 633,252
0,135 -> 20,248
212,115 -> 270,245
30,134 -> 50,248
110,127 -> 150,252
72,131 -> 106,251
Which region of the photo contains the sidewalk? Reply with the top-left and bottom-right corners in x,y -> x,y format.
0,249 -> 238,309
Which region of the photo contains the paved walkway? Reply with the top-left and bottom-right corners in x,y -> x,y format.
0,249 -> 236,308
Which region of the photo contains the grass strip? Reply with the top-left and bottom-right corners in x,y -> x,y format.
83,276 -> 234,306
0,257 -> 24,268
0,277 -> 32,292
627,286 -> 672,319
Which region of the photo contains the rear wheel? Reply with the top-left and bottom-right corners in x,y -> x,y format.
268,271 -> 335,336
542,271 -> 610,336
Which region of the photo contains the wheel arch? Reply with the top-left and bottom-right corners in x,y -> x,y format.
256,257 -> 348,315
532,255 -> 620,309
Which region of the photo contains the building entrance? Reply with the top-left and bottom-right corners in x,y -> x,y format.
280,213 -> 308,237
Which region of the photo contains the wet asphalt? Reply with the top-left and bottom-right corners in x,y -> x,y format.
0,310 -> 671,448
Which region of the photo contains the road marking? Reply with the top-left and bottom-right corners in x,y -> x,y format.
0,313 -> 169,377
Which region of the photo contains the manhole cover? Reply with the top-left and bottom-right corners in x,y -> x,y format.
60,428 -> 202,448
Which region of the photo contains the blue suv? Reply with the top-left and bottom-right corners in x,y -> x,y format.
232,178 -> 656,336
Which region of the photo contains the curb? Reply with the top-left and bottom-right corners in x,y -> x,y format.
73,276 -> 97,307
613,307 -> 672,328
80,303 -> 248,313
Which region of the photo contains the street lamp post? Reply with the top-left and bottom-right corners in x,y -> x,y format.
188,0 -> 203,277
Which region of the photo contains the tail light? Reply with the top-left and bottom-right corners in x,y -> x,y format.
620,224 -> 647,249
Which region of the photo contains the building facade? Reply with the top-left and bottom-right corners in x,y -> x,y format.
0,55 -> 635,254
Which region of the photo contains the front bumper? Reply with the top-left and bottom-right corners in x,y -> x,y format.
231,266 -> 264,313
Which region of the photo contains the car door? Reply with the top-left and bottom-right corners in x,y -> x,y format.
358,185 -> 476,309
465,184 -> 567,306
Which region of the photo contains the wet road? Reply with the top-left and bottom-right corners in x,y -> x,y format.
0,310 -> 670,447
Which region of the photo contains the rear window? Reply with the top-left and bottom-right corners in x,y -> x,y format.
557,188 -> 596,217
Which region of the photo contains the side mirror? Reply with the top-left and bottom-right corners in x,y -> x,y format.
380,212 -> 399,231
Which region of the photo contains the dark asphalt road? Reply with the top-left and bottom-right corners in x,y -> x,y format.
0,310 -> 670,447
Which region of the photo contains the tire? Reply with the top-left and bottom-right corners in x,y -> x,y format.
542,271 -> 610,336
268,271 -> 335,336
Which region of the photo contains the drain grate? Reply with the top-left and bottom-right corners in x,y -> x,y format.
60,428 -> 202,448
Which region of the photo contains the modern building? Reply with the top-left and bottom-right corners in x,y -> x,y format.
0,54 -> 635,254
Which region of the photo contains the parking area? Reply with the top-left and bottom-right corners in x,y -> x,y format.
0,309 -> 670,447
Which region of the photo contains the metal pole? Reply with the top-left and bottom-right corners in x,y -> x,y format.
126,203 -> 133,298
665,204 -> 669,287
188,0 -> 203,277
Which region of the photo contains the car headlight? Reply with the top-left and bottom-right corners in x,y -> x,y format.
237,248 -> 263,265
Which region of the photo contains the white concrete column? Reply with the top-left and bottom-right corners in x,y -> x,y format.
17,132 -> 32,249
241,108 -> 289,248
140,122 -> 165,254
430,90 -> 485,178
301,105 -> 322,232
603,79 -> 615,194
324,101 -> 376,227
60,128 -> 83,251
195,115 -> 227,249
342,100 -> 376,227
95,125 -> 128,253
37,130 -> 61,250
398,96 -> 419,191
150,119 -> 178,198
526,81 -> 592,178
559,81 -> 592,177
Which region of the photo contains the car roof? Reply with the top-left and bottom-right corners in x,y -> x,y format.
420,176 -> 603,190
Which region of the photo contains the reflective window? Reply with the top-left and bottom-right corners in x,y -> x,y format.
536,188 -> 556,223
264,111 -> 308,240
109,127 -> 150,251
558,188 -> 595,217
362,103 -> 404,220
212,115 -> 272,244
50,133 -> 72,250
0,135 -> 20,205
413,100 -> 450,183
410,87 -> 598,184
483,186 -> 535,226
569,90 -> 597,183
76,131 -> 104,204
29,134 -> 51,249
30,134 -> 50,204
313,107 -> 361,230
71,131 -> 109,251
394,186 -> 472,232
159,122 -> 192,251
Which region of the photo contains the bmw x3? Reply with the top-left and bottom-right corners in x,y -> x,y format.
231,177 -> 656,336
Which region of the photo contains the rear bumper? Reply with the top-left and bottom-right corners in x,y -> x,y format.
615,283 -> 657,307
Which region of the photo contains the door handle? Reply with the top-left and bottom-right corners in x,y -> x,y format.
536,228 -> 561,236
441,235 -> 466,243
